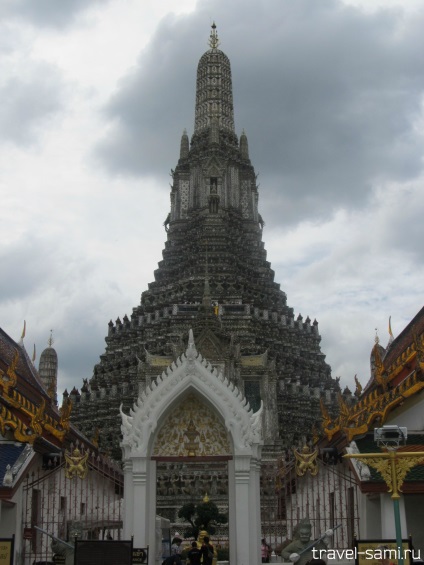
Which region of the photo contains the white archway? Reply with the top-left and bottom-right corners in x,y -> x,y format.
121,330 -> 263,565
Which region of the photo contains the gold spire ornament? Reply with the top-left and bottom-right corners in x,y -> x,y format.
208,22 -> 220,49
354,374 -> 362,397
388,316 -> 394,342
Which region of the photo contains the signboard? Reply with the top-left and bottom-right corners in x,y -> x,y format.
74,539 -> 133,565
132,547 -> 148,564
0,537 -> 14,565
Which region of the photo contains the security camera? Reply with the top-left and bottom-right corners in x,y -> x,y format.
374,425 -> 407,449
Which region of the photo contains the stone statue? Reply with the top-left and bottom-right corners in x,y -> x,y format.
281,520 -> 330,565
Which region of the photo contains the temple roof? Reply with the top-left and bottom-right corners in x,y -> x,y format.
320,306 -> 424,444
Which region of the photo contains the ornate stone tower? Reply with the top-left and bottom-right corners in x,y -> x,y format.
38,332 -> 58,405
70,24 -> 339,513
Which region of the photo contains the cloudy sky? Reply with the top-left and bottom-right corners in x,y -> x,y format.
1,0 -> 423,397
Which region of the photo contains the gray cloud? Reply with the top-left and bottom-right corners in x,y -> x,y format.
95,0 -> 424,226
0,234 -> 126,394
0,63 -> 64,146
0,237 -> 49,300
0,0 -> 111,28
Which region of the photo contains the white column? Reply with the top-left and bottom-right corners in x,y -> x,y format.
228,459 -> 236,565
249,455 -> 262,563
123,460 -> 134,539
357,492 -> 381,539
132,457 -> 149,547
234,454 -> 253,565
148,460 -> 157,565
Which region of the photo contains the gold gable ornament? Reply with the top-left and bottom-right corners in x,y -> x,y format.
65,447 -> 89,480
294,445 -> 319,476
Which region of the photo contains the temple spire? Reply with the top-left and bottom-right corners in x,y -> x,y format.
208,22 -> 220,49
194,24 -> 235,135
240,129 -> 249,160
39,332 -> 58,405
180,129 -> 189,159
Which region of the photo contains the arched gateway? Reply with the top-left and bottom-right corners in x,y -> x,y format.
121,330 -> 263,564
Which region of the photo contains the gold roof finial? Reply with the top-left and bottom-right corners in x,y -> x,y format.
354,374 -> 362,397
48,329 -> 54,348
208,22 -> 220,49
21,320 -> 26,340
375,328 -> 379,344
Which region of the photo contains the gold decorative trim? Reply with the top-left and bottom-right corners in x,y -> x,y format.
0,405 -> 37,444
59,396 -> 72,431
31,398 -> 46,436
345,451 -> 424,499
0,348 -> 19,395
241,350 -> 268,367
1,370 -> 71,444
322,369 -> 424,442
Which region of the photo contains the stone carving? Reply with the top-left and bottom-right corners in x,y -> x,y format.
153,394 -> 231,457
121,331 -> 262,458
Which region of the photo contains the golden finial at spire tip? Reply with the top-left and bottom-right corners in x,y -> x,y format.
208,22 -> 220,49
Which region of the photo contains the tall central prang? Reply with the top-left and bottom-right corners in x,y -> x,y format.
69,23 -> 340,530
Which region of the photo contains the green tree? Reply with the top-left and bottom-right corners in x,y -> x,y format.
178,500 -> 227,539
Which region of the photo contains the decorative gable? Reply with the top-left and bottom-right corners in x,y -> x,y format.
120,330 -> 262,458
